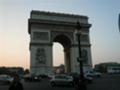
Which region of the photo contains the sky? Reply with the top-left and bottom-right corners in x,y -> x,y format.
0,0 -> 120,69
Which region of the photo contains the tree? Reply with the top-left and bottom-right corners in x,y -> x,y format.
24,69 -> 30,74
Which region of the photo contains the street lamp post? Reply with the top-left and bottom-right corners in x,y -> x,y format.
76,21 -> 87,90
118,14 -> 120,32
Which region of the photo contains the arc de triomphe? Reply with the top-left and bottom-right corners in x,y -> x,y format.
28,10 -> 92,75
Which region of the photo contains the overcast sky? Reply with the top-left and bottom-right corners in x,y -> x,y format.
0,0 -> 120,69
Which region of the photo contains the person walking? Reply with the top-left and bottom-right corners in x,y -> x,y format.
9,74 -> 24,90
73,75 -> 79,90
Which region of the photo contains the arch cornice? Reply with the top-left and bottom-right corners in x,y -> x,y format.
28,19 -> 91,34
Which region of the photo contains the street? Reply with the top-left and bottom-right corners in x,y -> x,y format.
0,74 -> 120,90
87,74 -> 120,90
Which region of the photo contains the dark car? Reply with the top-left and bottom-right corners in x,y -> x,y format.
24,74 -> 42,82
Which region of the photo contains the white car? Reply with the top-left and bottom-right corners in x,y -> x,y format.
94,71 -> 102,77
85,71 -> 102,78
50,74 -> 73,86
0,74 -> 13,84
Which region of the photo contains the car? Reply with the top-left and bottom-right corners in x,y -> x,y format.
38,74 -> 48,79
47,73 -> 54,79
84,74 -> 93,83
68,73 -> 93,84
85,70 -> 102,78
50,74 -> 73,86
23,74 -> 42,82
94,71 -> 102,77
0,74 -> 13,85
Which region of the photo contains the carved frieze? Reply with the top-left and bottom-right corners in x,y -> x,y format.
35,48 -> 46,64
33,32 -> 49,41
81,35 -> 89,42
75,34 -> 89,42
81,49 -> 88,64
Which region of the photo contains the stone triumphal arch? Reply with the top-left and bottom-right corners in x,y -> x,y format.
28,10 -> 92,75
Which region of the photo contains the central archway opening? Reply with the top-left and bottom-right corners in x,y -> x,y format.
52,34 -> 72,73
53,42 -> 65,73
53,42 -> 64,66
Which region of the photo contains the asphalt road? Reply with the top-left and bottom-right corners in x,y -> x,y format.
23,78 -> 74,90
0,74 -> 120,90
87,74 -> 120,90
0,78 -> 74,90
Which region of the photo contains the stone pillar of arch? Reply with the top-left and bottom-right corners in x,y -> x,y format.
28,10 -> 92,75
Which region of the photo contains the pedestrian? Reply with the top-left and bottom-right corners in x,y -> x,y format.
73,75 -> 79,90
78,80 -> 87,90
9,74 -> 24,90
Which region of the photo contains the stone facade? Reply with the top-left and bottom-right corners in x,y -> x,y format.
28,10 -> 92,75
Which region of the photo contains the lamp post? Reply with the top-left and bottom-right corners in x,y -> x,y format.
76,21 -> 84,80
118,14 -> 120,32
76,21 -> 86,90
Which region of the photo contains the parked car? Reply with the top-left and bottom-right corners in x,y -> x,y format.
0,74 -> 13,85
50,74 -> 73,86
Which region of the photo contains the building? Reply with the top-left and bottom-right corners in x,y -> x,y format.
94,62 -> 120,74
28,10 -> 92,75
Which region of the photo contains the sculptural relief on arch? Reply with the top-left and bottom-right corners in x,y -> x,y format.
28,10 -> 92,75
